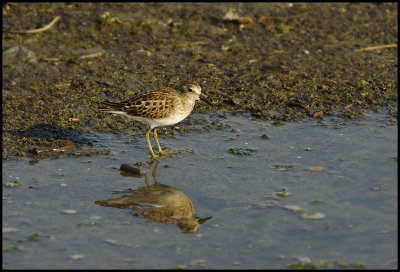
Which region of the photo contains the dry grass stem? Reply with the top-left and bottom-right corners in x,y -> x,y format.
7,16 -> 61,34
355,44 -> 397,52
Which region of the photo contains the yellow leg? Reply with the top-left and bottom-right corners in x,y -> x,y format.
145,128 -> 159,161
151,159 -> 159,183
153,129 -> 164,153
144,159 -> 159,185
153,129 -> 180,156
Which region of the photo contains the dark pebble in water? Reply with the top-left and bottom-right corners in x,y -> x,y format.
120,163 -> 144,175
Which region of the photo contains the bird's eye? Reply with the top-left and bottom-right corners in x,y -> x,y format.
187,88 -> 193,92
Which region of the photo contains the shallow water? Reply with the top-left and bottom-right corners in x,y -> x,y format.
3,112 -> 397,269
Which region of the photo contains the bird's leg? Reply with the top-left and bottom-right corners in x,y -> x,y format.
153,129 -> 180,156
151,159 -> 159,183
153,129 -> 166,153
145,128 -> 159,161
144,159 -> 158,185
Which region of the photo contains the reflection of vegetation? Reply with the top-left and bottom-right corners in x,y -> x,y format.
272,121 -> 284,127
312,199 -> 323,204
261,134 -> 269,139
289,259 -> 366,269
274,165 -> 294,170
3,246 -> 23,252
229,147 -> 257,156
284,204 -> 325,220
373,184 -> 390,191
29,232 -> 40,241
5,181 -> 22,187
275,188 -> 289,198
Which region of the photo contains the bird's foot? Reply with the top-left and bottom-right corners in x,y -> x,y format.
157,148 -> 181,157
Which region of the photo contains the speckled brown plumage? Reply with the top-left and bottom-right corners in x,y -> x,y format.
99,88 -> 178,119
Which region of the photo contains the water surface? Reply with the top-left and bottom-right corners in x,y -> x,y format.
3,112 -> 397,269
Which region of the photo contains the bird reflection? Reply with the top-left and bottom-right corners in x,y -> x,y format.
95,160 -> 212,233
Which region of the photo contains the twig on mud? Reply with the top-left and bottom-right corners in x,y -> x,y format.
355,44 -> 397,52
68,118 -> 80,123
7,16 -> 61,34
115,17 -> 133,27
79,51 -> 103,59
223,9 -> 253,24
43,57 -> 61,62
42,50 -> 103,62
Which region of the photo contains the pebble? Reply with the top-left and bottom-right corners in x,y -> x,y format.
3,227 -> 18,233
62,209 -> 77,214
70,254 -> 84,260
3,46 -> 37,64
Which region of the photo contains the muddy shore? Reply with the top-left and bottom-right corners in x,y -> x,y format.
2,2 -> 397,160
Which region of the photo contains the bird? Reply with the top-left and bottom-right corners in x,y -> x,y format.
99,83 -> 212,160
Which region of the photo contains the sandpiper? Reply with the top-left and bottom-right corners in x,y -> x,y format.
99,83 -> 212,160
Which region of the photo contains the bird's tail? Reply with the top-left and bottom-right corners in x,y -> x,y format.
98,100 -> 125,111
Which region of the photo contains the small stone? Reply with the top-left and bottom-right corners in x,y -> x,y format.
302,212 -> 326,220
3,227 -> 18,233
71,254 -> 84,260
3,46 -> 37,64
190,259 -> 206,268
6,181 -> 22,187
62,209 -> 77,214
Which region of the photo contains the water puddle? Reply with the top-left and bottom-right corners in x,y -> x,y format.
3,112 -> 397,269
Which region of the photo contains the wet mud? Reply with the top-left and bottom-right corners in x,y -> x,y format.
2,2 -> 397,160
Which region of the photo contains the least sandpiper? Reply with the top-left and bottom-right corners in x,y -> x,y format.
99,83 -> 212,160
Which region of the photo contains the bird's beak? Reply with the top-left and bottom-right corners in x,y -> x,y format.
200,95 -> 213,107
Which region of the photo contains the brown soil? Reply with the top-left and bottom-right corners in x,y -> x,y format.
2,3 -> 398,161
